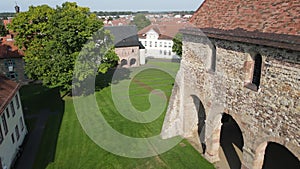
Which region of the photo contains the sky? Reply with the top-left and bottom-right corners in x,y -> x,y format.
0,0 -> 203,12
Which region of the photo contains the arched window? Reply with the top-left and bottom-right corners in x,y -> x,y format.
210,44 -> 216,72
244,53 -> 263,91
252,54 -> 262,88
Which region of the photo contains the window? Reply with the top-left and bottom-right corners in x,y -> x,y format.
209,44 -> 216,72
252,54 -> 262,88
160,50 -> 162,54
5,59 -> 15,72
0,125 -> 3,144
168,42 -> 172,48
11,101 -> 15,117
132,49 -> 134,53
11,133 -> 15,144
6,108 -> 10,118
159,42 -> 162,47
150,41 -> 152,47
15,94 -> 20,109
144,41 -> 147,46
164,50 -> 167,55
7,72 -> 18,80
244,53 -> 263,91
20,117 -> 24,131
1,114 -> 8,135
155,41 -> 157,47
164,42 -> 167,47
169,50 -> 171,55
15,125 -> 20,141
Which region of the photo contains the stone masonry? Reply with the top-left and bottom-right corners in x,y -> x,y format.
161,28 -> 300,169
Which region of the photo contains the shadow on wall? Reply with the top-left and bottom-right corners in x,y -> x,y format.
191,94 -> 206,154
220,113 -> 244,169
262,142 -> 300,169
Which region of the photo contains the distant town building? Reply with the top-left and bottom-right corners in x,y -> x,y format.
138,23 -> 190,59
104,26 -> 145,67
0,19 -> 28,83
0,75 -> 27,169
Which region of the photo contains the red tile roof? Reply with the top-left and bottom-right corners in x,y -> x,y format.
138,23 -> 193,40
190,0 -> 300,36
187,0 -> 300,51
0,37 -> 24,59
0,75 -> 20,114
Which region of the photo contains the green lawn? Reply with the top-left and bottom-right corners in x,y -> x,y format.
22,60 -> 214,169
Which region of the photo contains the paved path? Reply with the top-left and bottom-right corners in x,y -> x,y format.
14,109 -> 58,169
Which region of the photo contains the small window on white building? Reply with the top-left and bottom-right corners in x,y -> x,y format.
144,41 -> 147,46
159,42 -> 162,47
150,41 -> 152,47
15,125 -> 20,141
164,42 -> 167,47
15,94 -> 20,109
6,108 -> 10,118
11,101 -> 15,117
155,41 -> 157,47
1,114 -> 8,135
0,125 -> 3,144
11,133 -> 15,144
168,42 -> 172,48
20,117 -> 24,131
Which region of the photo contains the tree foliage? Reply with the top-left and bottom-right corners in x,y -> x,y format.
172,33 -> 182,57
0,19 -> 8,36
8,2 -> 118,91
131,14 -> 151,30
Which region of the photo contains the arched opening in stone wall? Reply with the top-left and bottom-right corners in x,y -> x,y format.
262,142 -> 300,169
191,95 -> 206,153
252,54 -> 262,88
210,44 -> 216,72
220,113 -> 244,169
130,58 -> 136,66
120,59 -> 127,67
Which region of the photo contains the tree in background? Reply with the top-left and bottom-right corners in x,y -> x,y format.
172,33 -> 182,57
0,19 -> 8,36
131,14 -> 151,30
8,2 -> 118,91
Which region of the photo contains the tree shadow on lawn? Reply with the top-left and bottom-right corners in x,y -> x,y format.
18,84 -> 65,169
95,67 -> 131,92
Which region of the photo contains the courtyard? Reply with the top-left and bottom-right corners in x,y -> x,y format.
17,59 -> 214,169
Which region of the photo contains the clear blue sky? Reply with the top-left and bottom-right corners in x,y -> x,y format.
1,0 -> 203,12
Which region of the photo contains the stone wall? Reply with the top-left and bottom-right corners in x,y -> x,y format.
161,30 -> 300,168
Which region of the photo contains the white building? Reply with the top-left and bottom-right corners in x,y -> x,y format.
0,75 -> 27,169
138,23 -> 188,59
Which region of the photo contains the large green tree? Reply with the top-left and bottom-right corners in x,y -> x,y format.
172,33 -> 183,57
9,2 -> 117,91
131,14 -> 151,30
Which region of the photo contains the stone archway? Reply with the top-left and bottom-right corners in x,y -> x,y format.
130,58 -> 136,66
220,113 -> 244,169
120,59 -> 127,67
261,142 -> 300,169
191,95 -> 206,153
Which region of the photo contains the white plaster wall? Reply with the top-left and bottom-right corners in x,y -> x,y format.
0,91 -> 27,169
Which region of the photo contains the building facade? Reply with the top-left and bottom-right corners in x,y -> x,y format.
0,76 -> 27,169
104,25 -> 145,67
0,19 -> 27,84
162,0 -> 300,169
138,24 -> 187,59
